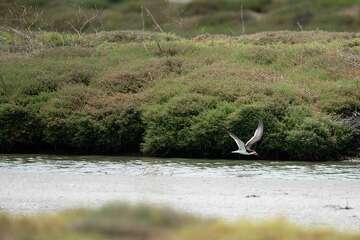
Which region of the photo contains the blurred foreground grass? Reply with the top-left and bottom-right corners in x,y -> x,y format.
0,0 -> 360,35
1,203 -> 359,240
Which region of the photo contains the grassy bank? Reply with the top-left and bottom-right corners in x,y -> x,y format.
0,0 -> 360,36
1,203 -> 360,240
0,30 -> 359,160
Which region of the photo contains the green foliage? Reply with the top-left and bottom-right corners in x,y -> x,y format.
18,0 -> 49,6
143,98 -> 354,160
78,0 -> 110,9
184,0 -> 272,16
227,103 -> 287,158
227,104 -> 353,160
78,0 -> 127,9
102,107 -> 144,152
0,104 -> 43,152
186,102 -> 237,157
285,117 -> 352,160
142,93 -> 218,156
35,32 -> 82,47
41,99 -> 144,153
0,30 -> 358,160
21,78 -> 58,96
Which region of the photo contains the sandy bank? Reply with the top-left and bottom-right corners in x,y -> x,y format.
1,170 -> 359,231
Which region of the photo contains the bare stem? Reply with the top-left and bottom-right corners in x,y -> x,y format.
144,7 -> 164,33
141,4 -> 150,55
240,1 -> 245,34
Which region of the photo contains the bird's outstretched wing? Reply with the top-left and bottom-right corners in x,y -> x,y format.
227,130 -> 246,152
245,120 -> 264,151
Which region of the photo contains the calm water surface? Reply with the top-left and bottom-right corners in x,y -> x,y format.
1,154 -> 360,230
0,154 -> 359,180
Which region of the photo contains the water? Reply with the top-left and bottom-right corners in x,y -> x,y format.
0,154 -> 359,180
1,154 -> 360,230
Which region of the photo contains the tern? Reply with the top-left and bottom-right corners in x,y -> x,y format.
226,120 -> 264,156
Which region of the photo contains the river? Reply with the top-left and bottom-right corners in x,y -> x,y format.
1,154 -> 360,231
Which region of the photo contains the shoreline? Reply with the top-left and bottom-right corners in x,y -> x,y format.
0,152 -> 358,162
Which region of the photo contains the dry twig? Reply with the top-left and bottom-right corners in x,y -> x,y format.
68,7 -> 102,37
141,5 -> 150,55
144,7 -> 164,33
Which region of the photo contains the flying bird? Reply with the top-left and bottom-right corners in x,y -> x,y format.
226,120 -> 264,156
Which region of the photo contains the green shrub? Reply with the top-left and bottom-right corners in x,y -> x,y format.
46,85 -> 99,112
65,114 -> 105,151
285,117 -> 352,160
63,66 -> 93,86
78,0 -> 111,9
15,0 -> 48,7
100,71 -> 151,94
35,32 -> 81,47
227,103 -> 353,160
100,106 -> 144,153
186,102 -> 237,157
76,0 -> 127,9
0,104 -> 43,152
142,93 -> 218,156
248,47 -> 279,65
42,105 -> 144,153
226,102 -> 288,159
0,30 -> 358,160
183,0 -> 272,16
41,112 -> 74,150
21,78 -> 58,96
143,98 -> 354,160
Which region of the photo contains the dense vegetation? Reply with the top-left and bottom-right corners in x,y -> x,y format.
0,0 -> 360,36
1,203 -> 360,240
0,30 -> 359,160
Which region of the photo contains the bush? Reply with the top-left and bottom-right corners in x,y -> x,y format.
41,112 -> 71,150
228,103 -> 353,160
65,114 -> 105,151
143,97 -> 354,160
142,93 -> 218,156
21,78 -> 58,96
46,84 -> 99,112
100,71 -> 152,94
0,30 -> 358,160
78,0 -> 111,9
35,32 -> 81,47
0,104 -> 43,152
285,117 -> 352,160
186,102 -> 237,157
42,106 -> 144,153
77,0 -> 127,9
226,102 -> 288,159
183,0 -> 272,16
100,106 -> 144,153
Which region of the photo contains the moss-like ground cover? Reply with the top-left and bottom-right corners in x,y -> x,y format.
0,30 -> 359,160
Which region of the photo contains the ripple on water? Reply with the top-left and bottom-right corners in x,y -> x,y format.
0,155 -> 359,180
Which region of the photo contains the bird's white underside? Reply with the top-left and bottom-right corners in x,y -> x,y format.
227,120 -> 264,156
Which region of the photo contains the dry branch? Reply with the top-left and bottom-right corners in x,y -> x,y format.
144,7 -> 164,33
